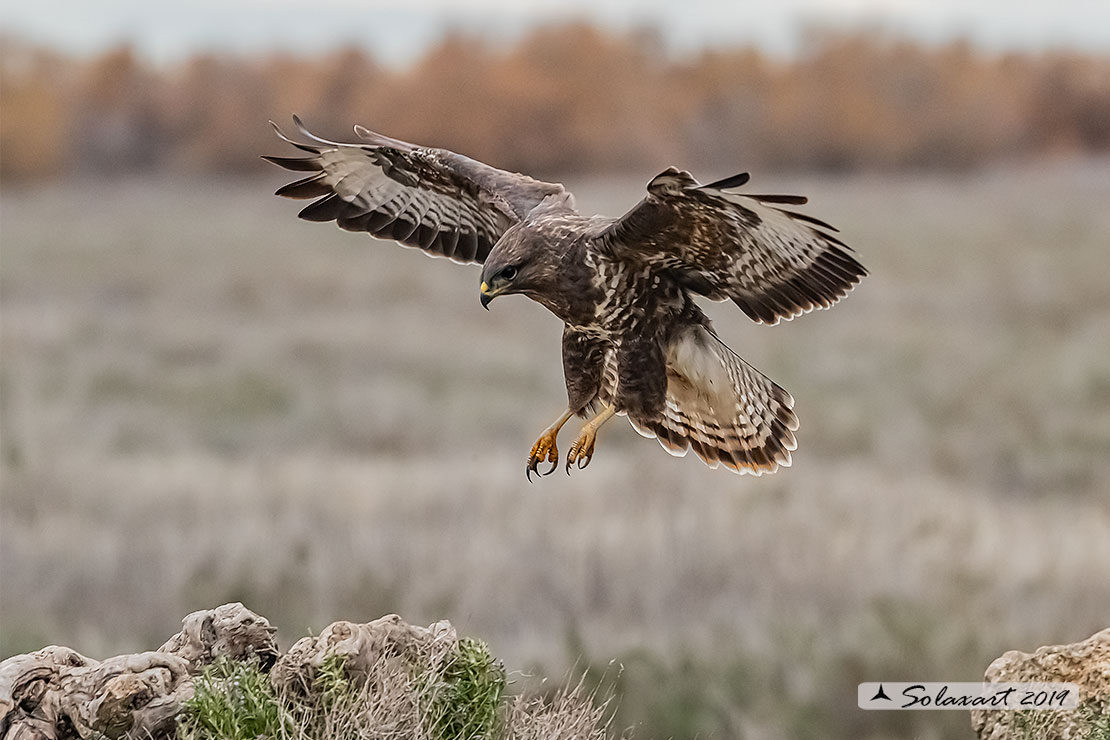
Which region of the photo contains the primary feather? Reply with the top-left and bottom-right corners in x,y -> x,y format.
265,116 -> 568,263
604,167 -> 867,324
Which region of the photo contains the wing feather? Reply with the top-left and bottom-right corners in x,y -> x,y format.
266,117 -> 572,264
274,173 -> 331,199
604,167 -> 867,325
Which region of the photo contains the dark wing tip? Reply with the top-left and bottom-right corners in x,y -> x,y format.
749,194 -> 809,205
773,207 -> 838,232
269,117 -> 320,154
733,241 -> 867,325
352,124 -> 411,149
275,173 -> 331,199
261,155 -> 321,172
702,172 -> 751,190
292,115 -> 344,146
297,193 -> 347,222
290,114 -> 314,139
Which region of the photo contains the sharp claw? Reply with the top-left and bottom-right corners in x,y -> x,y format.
526,447 -> 543,482
545,448 -> 558,475
526,435 -> 560,480
563,436 -> 590,472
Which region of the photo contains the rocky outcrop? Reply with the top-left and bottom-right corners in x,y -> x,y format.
271,614 -> 457,696
159,602 -> 279,671
0,603 -> 279,740
0,603 -> 612,740
972,627 -> 1110,740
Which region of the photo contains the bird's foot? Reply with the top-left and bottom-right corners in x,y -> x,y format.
565,427 -> 598,472
526,429 -> 560,481
564,405 -> 617,474
525,409 -> 576,481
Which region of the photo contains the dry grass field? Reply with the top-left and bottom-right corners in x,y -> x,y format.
2,163 -> 1109,739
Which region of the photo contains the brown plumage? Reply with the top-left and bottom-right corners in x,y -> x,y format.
266,117 -> 867,477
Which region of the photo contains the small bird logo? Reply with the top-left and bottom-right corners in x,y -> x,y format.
870,684 -> 892,701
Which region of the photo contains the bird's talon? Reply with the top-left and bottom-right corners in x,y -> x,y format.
526,429 -> 563,481
564,434 -> 592,473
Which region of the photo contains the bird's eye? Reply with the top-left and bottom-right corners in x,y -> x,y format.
500,266 -> 518,281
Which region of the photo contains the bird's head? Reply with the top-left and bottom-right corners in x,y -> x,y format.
479,225 -> 559,309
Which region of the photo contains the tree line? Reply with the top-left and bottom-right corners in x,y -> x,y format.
2,24 -> 1109,181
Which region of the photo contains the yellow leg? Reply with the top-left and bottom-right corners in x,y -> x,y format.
565,404 -> 617,473
526,408 -> 575,480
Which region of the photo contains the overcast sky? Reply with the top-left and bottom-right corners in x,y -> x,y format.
4,0 -> 1109,64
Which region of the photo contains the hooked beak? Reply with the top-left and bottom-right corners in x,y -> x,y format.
480,281 -> 499,310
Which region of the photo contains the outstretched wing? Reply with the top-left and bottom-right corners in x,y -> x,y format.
265,116 -> 571,264
603,168 -> 866,324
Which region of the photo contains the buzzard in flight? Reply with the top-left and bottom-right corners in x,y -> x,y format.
266,117 -> 866,478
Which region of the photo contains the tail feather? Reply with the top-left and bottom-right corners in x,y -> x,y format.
630,325 -> 798,475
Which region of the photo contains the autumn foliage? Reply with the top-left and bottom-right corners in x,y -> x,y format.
2,24 -> 1109,181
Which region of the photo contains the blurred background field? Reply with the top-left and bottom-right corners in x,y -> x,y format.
3,4 -> 1110,739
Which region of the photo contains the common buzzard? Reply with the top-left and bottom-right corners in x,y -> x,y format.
266,117 -> 866,478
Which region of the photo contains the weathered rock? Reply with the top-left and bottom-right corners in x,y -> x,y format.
971,627 -> 1110,740
57,652 -> 192,740
0,603 -> 274,740
0,648 -> 191,740
0,647 -> 93,740
158,602 -> 278,671
1,607 -> 581,740
271,614 -> 457,696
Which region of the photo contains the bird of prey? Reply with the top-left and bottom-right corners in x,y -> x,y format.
265,116 -> 866,478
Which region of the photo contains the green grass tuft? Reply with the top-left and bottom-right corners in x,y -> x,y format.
178,657 -> 287,740
314,651 -> 351,708
1079,701 -> 1110,740
422,637 -> 506,740
1010,700 -> 1110,740
179,639 -> 515,740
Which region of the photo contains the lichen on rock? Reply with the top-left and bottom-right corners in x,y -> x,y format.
972,627 -> 1110,740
